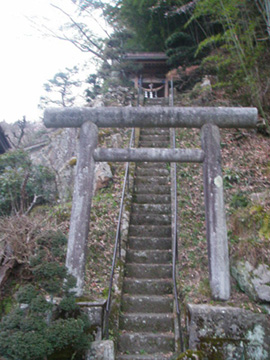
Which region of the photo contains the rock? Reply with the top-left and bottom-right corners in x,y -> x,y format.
187,304 -> 270,359
111,71 -> 120,78
86,340 -> 114,360
231,261 -> 256,300
101,85 -> 136,107
201,75 -> 212,88
0,120 -> 50,149
250,190 -> 270,205
111,133 -> 122,148
27,126 -> 114,201
91,95 -> 105,108
29,128 -> 79,202
231,260 -> 270,302
94,162 -> 113,194
187,76 -> 213,105
252,264 -> 270,302
117,86 -> 128,92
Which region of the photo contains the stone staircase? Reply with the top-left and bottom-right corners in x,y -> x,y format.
117,128 -> 175,360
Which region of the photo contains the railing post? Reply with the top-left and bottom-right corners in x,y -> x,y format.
170,78 -> 174,107
201,124 -> 230,301
66,121 -> 98,296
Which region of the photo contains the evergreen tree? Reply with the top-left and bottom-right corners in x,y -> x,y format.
39,66 -> 81,109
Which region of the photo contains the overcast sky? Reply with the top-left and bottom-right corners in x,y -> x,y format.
0,0 -> 102,123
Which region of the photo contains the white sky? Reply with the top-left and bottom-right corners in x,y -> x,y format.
0,0 -> 104,123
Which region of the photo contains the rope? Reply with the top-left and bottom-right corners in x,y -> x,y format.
142,85 -> 164,92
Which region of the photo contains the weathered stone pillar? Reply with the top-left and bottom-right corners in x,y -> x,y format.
66,121 -> 98,296
201,124 -> 230,300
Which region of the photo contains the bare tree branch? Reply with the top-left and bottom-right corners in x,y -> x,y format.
26,5 -> 109,63
25,195 -> 43,215
40,18 -> 109,62
51,4 -> 105,52
10,116 -> 27,148
81,6 -> 112,39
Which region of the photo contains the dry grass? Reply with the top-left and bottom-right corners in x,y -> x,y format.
175,126 -> 270,310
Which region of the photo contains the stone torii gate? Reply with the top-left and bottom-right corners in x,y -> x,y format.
44,106 -> 257,301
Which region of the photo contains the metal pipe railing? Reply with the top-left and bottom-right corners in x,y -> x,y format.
104,128 -> 135,339
170,77 -> 184,351
172,129 -> 184,351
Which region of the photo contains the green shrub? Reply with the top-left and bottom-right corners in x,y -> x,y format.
0,230 -> 92,359
0,150 -> 56,215
230,191 -> 249,209
16,285 -> 39,304
50,203 -> 72,223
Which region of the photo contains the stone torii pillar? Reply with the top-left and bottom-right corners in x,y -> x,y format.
201,124 -> 229,300
44,106 -> 257,299
65,121 -> 98,295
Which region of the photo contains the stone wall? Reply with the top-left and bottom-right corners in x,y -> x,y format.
187,304 -> 270,360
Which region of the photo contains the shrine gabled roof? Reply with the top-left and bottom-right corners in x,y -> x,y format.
124,52 -> 168,61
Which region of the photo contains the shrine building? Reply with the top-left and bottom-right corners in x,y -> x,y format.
124,52 -> 171,99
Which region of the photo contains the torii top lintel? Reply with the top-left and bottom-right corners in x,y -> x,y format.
44,106 -> 258,129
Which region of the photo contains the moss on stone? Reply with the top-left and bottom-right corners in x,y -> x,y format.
68,157 -> 77,166
174,349 -> 203,359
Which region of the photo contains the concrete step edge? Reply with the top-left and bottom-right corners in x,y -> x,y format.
117,354 -> 173,360
120,312 -> 174,318
118,331 -> 175,353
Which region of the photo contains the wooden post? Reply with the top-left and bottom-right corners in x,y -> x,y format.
134,76 -> 139,89
201,124 -> 230,300
165,79 -> 169,98
66,121 -> 98,296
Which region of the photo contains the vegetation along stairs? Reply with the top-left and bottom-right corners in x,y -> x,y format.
117,126 -> 175,359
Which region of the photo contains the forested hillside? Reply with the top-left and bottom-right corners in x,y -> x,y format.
75,0 -> 270,132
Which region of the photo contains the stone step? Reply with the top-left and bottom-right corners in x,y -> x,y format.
121,295 -> 173,313
118,354 -> 172,360
130,214 -> 171,226
139,141 -> 170,148
136,168 -> 170,177
128,237 -> 171,251
118,332 -> 175,354
123,278 -> 173,295
144,102 -> 169,108
129,225 -> 171,238
133,194 -> 171,204
119,313 -> 174,332
134,176 -> 170,186
137,162 -> 169,169
126,249 -> 172,264
140,134 -> 170,141
132,204 -> 171,215
134,185 -> 171,195
125,264 -> 172,279
140,129 -> 169,135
